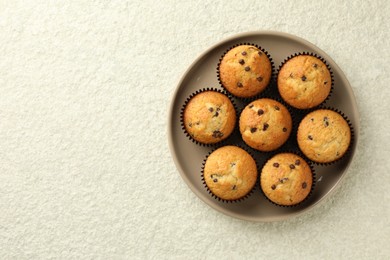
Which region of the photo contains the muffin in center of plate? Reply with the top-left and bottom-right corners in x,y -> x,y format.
239,98 -> 292,152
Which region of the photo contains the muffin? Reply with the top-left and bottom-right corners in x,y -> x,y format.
261,153 -> 313,206
219,45 -> 272,98
278,55 -> 331,109
239,98 -> 292,152
297,109 -> 351,163
203,146 -> 258,201
183,91 -> 236,144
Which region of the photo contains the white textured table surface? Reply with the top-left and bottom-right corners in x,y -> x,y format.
1,1 -> 389,259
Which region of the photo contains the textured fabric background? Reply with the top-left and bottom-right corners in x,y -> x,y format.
0,0 -> 389,259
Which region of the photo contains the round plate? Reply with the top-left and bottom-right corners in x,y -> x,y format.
168,31 -> 359,222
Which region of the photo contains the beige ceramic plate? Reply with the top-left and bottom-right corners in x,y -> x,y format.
168,31 -> 359,222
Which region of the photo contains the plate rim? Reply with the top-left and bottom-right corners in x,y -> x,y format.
167,30 -> 359,222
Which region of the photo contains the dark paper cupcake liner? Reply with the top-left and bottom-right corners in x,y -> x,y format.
259,78 -> 280,99
296,107 -> 355,166
200,144 -> 259,203
243,77 -> 280,103
276,52 -> 335,111
180,87 -> 239,147
259,150 -> 317,208
238,96 -> 298,155
216,43 -> 275,101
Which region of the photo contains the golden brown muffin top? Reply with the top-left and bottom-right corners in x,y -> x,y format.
297,109 -> 351,163
278,55 -> 331,109
204,146 -> 258,200
261,153 -> 312,206
184,91 -> 236,144
239,98 -> 292,152
219,45 -> 272,98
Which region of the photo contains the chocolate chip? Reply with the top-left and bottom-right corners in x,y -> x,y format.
313,63 -> 318,68
308,135 -> 313,140
257,109 -> 264,115
256,76 -> 263,82
289,73 -> 293,78
245,66 -> 250,71
263,123 -> 269,131
241,51 -> 247,56
271,185 -> 276,190
274,106 -> 280,111
213,179 -> 218,183
250,127 -> 257,133
249,104 -> 254,108
324,117 -> 329,127
301,75 -> 307,81
295,159 -> 300,165
208,107 -> 214,112
258,51 -> 262,56
239,59 -> 245,65
310,118 -> 314,122
289,164 -> 295,169
212,130 -> 223,138
196,121 -> 200,125
216,108 -> 221,111
230,162 -> 236,167
213,112 -> 219,117
324,81 -> 328,85
237,82 -> 243,88
302,182 -> 307,189
189,123 -> 192,127
283,127 -> 287,132
273,162 -> 279,168
336,151 -> 340,157
232,185 -> 236,190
